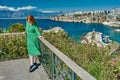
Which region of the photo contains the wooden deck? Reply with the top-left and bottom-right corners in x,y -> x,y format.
0,59 -> 50,80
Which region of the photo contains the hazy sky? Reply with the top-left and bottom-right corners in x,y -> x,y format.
0,0 -> 120,11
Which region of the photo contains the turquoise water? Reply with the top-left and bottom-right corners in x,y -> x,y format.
0,19 -> 120,43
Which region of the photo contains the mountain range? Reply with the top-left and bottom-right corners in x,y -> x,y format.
0,6 -> 63,19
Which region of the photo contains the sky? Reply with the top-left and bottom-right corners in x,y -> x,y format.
0,0 -> 120,11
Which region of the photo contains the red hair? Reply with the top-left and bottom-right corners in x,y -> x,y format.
27,15 -> 35,24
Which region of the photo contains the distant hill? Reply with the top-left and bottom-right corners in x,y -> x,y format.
0,9 -> 63,19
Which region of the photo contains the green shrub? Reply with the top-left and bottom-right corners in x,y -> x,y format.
0,35 -> 28,61
0,29 -> 120,80
0,27 -> 3,33
8,23 -> 25,33
43,30 -> 120,80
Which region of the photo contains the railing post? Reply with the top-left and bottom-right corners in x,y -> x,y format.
72,71 -> 76,80
52,53 -> 56,80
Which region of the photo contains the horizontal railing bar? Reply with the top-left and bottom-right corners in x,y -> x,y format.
109,46 -> 120,55
0,32 -> 24,36
39,37 -> 96,80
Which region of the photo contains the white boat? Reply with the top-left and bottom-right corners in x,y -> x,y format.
115,29 -> 120,32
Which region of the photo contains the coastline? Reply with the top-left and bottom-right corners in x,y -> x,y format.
114,29 -> 120,32
102,22 -> 120,28
50,18 -> 120,28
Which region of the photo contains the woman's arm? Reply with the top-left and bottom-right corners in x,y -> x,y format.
34,24 -> 42,37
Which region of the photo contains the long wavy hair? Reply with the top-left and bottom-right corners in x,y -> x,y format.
27,15 -> 35,24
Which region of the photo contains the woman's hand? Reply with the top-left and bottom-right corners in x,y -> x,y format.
39,36 -> 43,38
22,32 -> 26,34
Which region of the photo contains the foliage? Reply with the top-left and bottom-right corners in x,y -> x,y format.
0,28 -> 120,80
116,15 -> 120,21
61,14 -> 65,16
0,27 -> 4,33
74,14 -> 82,17
0,28 -> 3,33
43,30 -> 120,80
8,23 -> 25,33
0,35 -> 28,61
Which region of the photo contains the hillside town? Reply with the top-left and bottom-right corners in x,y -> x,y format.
51,8 -> 120,27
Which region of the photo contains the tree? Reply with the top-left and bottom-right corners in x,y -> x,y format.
116,15 -> 120,21
61,14 -> 65,16
8,23 -> 25,33
74,14 -> 81,17
0,26 -> 3,33
0,28 -> 3,33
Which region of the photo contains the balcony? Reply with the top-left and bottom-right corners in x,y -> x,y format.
0,33 -> 96,80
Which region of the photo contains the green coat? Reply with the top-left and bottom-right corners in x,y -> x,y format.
26,21 -> 42,56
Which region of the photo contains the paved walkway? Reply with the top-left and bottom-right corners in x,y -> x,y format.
0,59 -> 50,80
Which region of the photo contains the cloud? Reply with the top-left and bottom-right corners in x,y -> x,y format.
0,5 -> 37,11
0,5 -> 15,11
17,6 -> 37,11
41,10 -> 60,13
0,5 -> 60,13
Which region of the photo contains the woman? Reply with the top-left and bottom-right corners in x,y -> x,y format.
25,15 -> 42,72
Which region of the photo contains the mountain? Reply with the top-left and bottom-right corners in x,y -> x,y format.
0,9 -> 63,19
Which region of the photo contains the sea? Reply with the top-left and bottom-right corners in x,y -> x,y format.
0,19 -> 120,43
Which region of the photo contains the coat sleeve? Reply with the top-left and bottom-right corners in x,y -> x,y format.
34,23 -> 42,36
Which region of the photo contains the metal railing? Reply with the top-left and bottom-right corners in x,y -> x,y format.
0,32 -> 24,36
39,37 -> 96,80
0,32 -> 96,80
